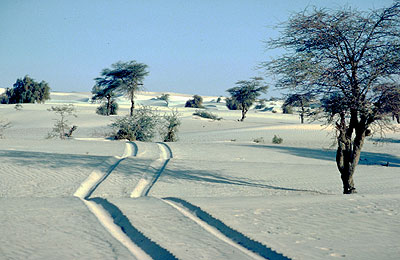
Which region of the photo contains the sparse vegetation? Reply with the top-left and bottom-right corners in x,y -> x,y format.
253,137 -> 265,143
272,135 -> 283,144
91,80 -> 119,116
193,110 -> 222,121
0,76 -> 50,104
226,77 -> 268,121
14,104 -> 23,111
282,94 -> 313,123
47,104 -> 77,139
225,97 -> 242,110
254,99 -> 267,109
158,93 -> 170,106
96,101 -> 119,116
185,95 -> 204,108
110,107 -> 158,141
161,109 -> 181,142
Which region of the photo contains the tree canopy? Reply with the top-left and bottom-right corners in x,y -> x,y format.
1,76 -> 50,104
226,77 -> 268,121
96,61 -> 149,116
264,2 -> 400,193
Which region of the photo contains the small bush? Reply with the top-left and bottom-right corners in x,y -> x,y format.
185,95 -> 204,108
225,97 -> 242,110
252,137 -> 265,143
272,135 -> 283,144
161,109 -> 181,142
96,101 -> 119,115
111,107 -> 158,141
272,110 -> 277,113
193,110 -> 222,121
158,93 -> 170,106
47,104 -> 77,139
282,104 -> 293,114
216,96 -> 222,103
14,104 -> 23,111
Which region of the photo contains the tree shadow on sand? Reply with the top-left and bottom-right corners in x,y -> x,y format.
236,144 -> 400,168
0,149 -> 109,169
157,166 -> 325,194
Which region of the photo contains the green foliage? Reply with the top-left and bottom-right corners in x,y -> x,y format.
252,137 -> 265,143
272,135 -> 283,144
97,61 -> 149,116
161,109 -> 181,142
1,76 -> 50,104
193,110 -> 222,121
216,96 -> 222,103
282,105 -> 293,114
158,93 -> 170,106
96,101 -> 119,115
14,104 -> 23,111
226,77 -> 268,121
110,107 -> 159,141
47,104 -> 77,139
185,95 -> 204,108
225,97 -> 242,110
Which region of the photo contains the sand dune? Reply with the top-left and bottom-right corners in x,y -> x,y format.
0,91 -> 399,259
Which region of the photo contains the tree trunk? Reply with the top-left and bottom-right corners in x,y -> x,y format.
336,112 -> 369,194
130,90 -> 135,116
106,95 -> 111,116
240,107 -> 248,121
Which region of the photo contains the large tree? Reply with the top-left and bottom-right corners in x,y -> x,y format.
1,75 -> 50,104
265,2 -> 400,193
226,77 -> 268,121
97,61 -> 149,116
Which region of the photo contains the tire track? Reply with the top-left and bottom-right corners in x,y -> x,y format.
73,142 -> 163,259
163,197 -> 291,260
74,142 -> 135,199
130,142 -> 172,198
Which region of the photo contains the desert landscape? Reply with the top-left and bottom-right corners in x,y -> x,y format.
0,90 -> 399,259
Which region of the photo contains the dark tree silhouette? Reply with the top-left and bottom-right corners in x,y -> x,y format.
1,76 -> 50,104
226,77 -> 268,121
265,2 -> 400,194
283,93 -> 313,123
96,61 -> 149,116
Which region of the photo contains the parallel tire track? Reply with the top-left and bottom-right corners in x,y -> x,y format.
73,142 -> 162,259
130,143 -> 172,198
163,197 -> 291,260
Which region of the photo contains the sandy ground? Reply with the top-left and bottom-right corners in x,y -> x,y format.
0,91 -> 399,259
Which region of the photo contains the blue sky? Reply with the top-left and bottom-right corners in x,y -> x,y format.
0,0 -> 394,97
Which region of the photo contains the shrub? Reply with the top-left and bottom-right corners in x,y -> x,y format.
252,137 -> 265,143
193,110 -> 222,121
14,104 -> 23,111
160,109 -> 181,142
158,93 -> 170,106
185,95 -> 204,108
1,75 -> 50,104
272,135 -> 283,144
225,97 -> 242,110
96,101 -> 119,115
216,96 -> 222,103
47,104 -> 77,139
110,107 -> 159,141
254,99 -> 267,109
282,104 -> 293,114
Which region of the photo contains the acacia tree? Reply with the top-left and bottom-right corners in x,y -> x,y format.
98,61 -> 149,116
91,78 -> 118,116
1,76 -> 50,104
283,93 -> 313,123
226,77 -> 268,121
265,2 -> 400,194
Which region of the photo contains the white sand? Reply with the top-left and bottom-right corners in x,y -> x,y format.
0,91 -> 399,259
